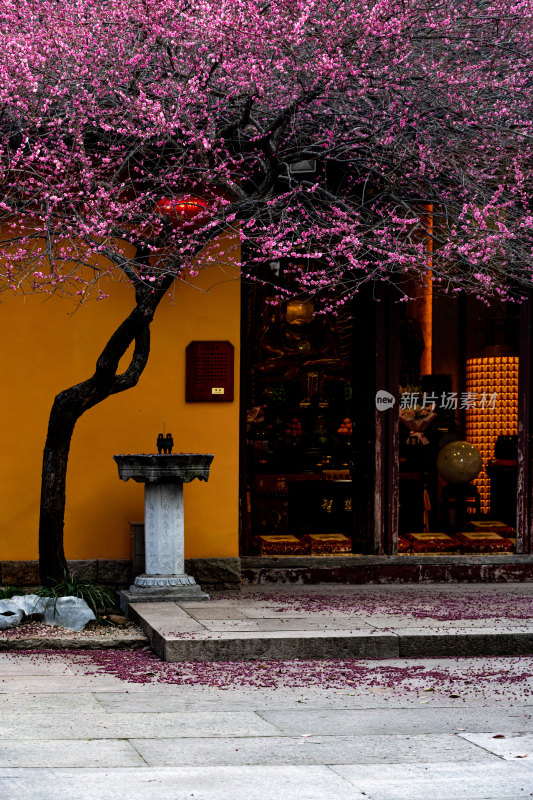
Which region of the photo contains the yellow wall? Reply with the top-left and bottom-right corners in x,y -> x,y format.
0,232 -> 241,561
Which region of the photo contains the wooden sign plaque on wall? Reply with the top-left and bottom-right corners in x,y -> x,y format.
185,340 -> 234,402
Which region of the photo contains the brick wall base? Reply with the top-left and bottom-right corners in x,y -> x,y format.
5,555 -> 530,590
0,560 -> 131,587
0,557 -> 242,591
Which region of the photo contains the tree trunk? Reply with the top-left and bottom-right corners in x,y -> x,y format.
38,276 -> 172,585
39,404 -> 77,583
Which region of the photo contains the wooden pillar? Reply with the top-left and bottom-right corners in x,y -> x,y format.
411,204 -> 433,377
517,293 -> 533,553
351,284 -> 399,554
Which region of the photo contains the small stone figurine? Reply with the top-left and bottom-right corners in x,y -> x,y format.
157,433 -> 174,454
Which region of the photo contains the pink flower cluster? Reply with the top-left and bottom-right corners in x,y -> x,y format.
0,0 -> 531,305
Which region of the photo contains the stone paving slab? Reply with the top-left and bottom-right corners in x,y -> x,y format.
459,732 -> 533,760
0,675 -> 137,692
365,617 -> 533,629
132,602 -> 205,631
0,659 -> 75,675
198,618 -> 373,631
0,766 -> 366,800
130,733 -> 496,766
257,708 -> 533,736
0,739 -> 145,767
0,711 -> 280,740
186,607 -> 250,620
331,761 -> 533,800
92,691 -> 533,713
0,692 -> 104,713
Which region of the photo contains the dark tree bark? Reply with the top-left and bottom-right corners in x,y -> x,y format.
38,273 -> 173,585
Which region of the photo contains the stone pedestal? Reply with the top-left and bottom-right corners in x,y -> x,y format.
114,454 -> 214,611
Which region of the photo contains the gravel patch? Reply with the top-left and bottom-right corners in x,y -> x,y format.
0,619 -> 148,650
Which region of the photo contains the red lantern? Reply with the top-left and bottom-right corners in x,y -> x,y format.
154,195 -> 211,227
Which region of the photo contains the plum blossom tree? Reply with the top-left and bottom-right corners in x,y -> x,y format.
0,0 -> 532,581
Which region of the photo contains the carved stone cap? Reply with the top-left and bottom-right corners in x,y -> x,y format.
113,454 -> 214,484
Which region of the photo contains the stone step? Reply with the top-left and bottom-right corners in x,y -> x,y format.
128,601 -> 533,663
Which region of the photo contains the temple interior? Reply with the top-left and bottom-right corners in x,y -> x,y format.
242,270 -> 520,556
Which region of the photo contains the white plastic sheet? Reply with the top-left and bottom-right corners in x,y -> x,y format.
0,594 -> 95,631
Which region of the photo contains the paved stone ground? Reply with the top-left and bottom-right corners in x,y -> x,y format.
129,583 -> 533,660
0,648 -> 532,799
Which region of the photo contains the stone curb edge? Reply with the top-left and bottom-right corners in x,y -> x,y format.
0,636 -> 149,651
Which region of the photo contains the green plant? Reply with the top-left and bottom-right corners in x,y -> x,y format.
37,570 -> 115,622
0,585 -> 18,600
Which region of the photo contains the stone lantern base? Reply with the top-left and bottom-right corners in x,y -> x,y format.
120,579 -> 209,613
